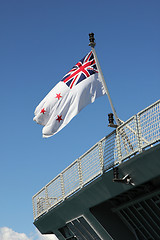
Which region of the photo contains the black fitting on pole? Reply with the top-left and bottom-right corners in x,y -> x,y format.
108,113 -> 117,128
108,113 -> 114,124
89,33 -> 96,47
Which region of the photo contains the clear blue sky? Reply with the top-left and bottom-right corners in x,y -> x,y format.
0,0 -> 160,239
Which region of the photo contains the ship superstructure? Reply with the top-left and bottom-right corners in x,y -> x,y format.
33,99 -> 160,240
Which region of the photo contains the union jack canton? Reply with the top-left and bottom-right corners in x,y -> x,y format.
62,51 -> 98,89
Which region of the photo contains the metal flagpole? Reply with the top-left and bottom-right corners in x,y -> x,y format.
89,33 -> 120,126
88,33 -> 135,180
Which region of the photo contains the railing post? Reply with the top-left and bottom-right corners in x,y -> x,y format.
78,158 -> 83,188
116,129 -> 122,164
45,186 -> 49,211
32,197 -> 36,220
136,114 -> 143,152
60,173 -> 65,200
98,141 -> 104,173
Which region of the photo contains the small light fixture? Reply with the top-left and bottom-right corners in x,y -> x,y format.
108,113 -> 118,128
113,166 -> 135,186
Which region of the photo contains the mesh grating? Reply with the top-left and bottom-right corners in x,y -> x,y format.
63,161 -> 80,197
138,101 -> 160,148
101,131 -> 116,171
33,188 -> 46,219
80,144 -> 101,185
115,116 -> 139,163
46,176 -> 63,208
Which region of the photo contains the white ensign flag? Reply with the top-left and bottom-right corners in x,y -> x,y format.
33,51 -> 105,138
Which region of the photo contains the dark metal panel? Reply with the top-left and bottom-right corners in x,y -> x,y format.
67,216 -> 103,240
67,222 -> 86,240
59,226 -> 76,239
78,217 -> 101,240
115,190 -> 160,240
72,219 -> 94,240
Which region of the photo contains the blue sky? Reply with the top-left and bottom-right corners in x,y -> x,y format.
0,0 -> 160,239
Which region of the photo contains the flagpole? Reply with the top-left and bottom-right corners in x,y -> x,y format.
89,33 -> 120,126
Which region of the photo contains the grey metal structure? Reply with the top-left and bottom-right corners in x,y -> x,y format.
33,99 -> 160,221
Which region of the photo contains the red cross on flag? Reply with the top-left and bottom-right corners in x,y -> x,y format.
33,51 -> 105,138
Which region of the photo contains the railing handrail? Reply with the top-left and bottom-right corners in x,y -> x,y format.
138,99 -> 160,115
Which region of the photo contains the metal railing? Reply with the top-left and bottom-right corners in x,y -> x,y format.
32,99 -> 160,220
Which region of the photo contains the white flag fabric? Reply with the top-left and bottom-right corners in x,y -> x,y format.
33,51 -> 105,138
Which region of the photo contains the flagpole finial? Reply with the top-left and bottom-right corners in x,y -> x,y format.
89,32 -> 96,48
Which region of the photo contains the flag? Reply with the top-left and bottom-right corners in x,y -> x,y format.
33,51 -> 105,138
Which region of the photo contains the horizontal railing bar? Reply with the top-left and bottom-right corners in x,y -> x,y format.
119,150 -> 139,163
64,186 -> 81,199
32,187 -> 45,199
116,115 -> 136,131
45,174 -> 61,188
79,143 -> 99,160
138,99 -> 160,116
61,159 -> 79,175
141,140 -> 160,150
